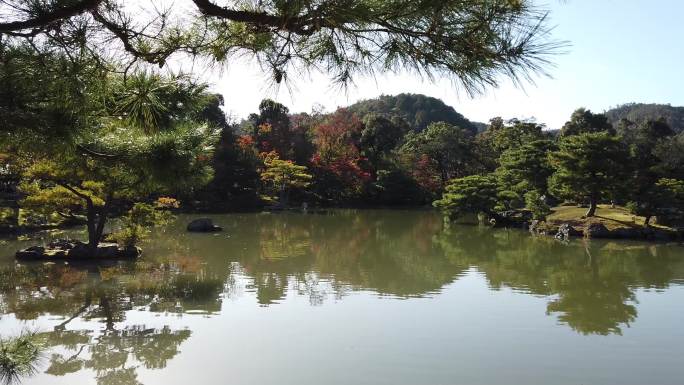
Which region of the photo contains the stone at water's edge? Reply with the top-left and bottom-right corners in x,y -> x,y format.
187,218 -> 223,232
15,239 -> 141,260
583,222 -> 611,238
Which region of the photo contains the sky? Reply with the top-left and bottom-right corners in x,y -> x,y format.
191,0 -> 684,129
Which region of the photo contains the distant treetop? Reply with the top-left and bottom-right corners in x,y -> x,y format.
605,103 -> 684,133
347,94 -> 478,133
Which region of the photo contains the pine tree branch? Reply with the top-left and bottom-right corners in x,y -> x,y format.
0,0 -> 103,33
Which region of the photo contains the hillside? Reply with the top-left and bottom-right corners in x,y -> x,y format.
346,93 -> 479,133
605,103 -> 684,132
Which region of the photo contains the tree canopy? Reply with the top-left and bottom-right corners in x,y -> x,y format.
560,108 -> 615,137
348,93 -> 479,133
433,174 -> 499,219
0,0 -> 563,92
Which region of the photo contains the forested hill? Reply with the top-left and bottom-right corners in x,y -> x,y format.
605,103 -> 684,133
346,93 -> 479,133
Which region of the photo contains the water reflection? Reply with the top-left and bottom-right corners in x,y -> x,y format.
42,326 -> 190,385
1,210 -> 684,384
435,225 -> 684,334
0,260 -> 221,384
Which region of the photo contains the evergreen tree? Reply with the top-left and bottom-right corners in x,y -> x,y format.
433,175 -> 499,219
13,71 -> 216,254
549,133 -> 629,217
359,114 -> 406,168
496,139 -> 557,197
560,108 -> 615,137
621,120 -> 676,225
249,99 -> 292,157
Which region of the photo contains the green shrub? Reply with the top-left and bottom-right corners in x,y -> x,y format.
525,190 -> 552,220
111,202 -> 175,248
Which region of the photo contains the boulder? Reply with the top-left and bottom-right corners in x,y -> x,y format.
583,222 -> 610,238
187,218 -> 223,232
493,210 -> 533,228
95,243 -> 121,258
610,227 -> 643,239
15,246 -> 46,260
121,246 -> 142,258
48,239 -> 76,250
652,231 -> 671,241
528,220 -> 540,234
67,242 -> 91,258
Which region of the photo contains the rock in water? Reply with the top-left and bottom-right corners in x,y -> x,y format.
15,246 -> 46,260
16,240 -> 141,260
187,218 -> 223,232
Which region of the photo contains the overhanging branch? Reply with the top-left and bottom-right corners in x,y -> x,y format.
0,0 -> 103,33
192,0 -> 319,35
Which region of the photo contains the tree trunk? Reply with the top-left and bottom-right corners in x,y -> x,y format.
100,295 -> 115,331
94,207 -> 108,243
644,215 -> 652,227
279,182 -> 288,207
86,200 -> 97,250
9,205 -> 20,227
86,197 -> 110,255
585,197 -> 597,217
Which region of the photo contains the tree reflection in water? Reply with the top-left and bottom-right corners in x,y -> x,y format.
0,258 -> 223,384
433,224 -> 684,335
42,326 -> 190,385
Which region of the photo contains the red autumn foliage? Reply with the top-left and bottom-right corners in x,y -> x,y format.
412,154 -> 442,193
308,109 -> 372,195
313,108 -> 363,162
237,135 -> 256,152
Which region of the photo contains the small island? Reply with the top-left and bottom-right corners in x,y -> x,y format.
533,205 -> 681,240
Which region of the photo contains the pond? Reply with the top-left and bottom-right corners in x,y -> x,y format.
1,209 -> 684,385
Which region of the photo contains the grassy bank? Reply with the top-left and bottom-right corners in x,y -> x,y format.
538,205 -> 681,240
547,205 -> 671,231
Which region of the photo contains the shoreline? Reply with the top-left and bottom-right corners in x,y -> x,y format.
3,206 -> 683,245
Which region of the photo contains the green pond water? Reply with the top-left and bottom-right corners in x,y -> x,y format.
1,209 -> 684,385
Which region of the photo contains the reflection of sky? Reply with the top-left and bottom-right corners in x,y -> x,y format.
2,271 -> 684,385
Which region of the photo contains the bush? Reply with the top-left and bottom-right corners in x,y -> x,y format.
525,190 -> 552,220
111,201 -> 176,248
625,201 -> 638,215
112,224 -> 149,248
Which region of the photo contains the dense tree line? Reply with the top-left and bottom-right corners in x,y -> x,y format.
191,99 -> 684,228
436,108 -> 684,225
199,96 -> 490,208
